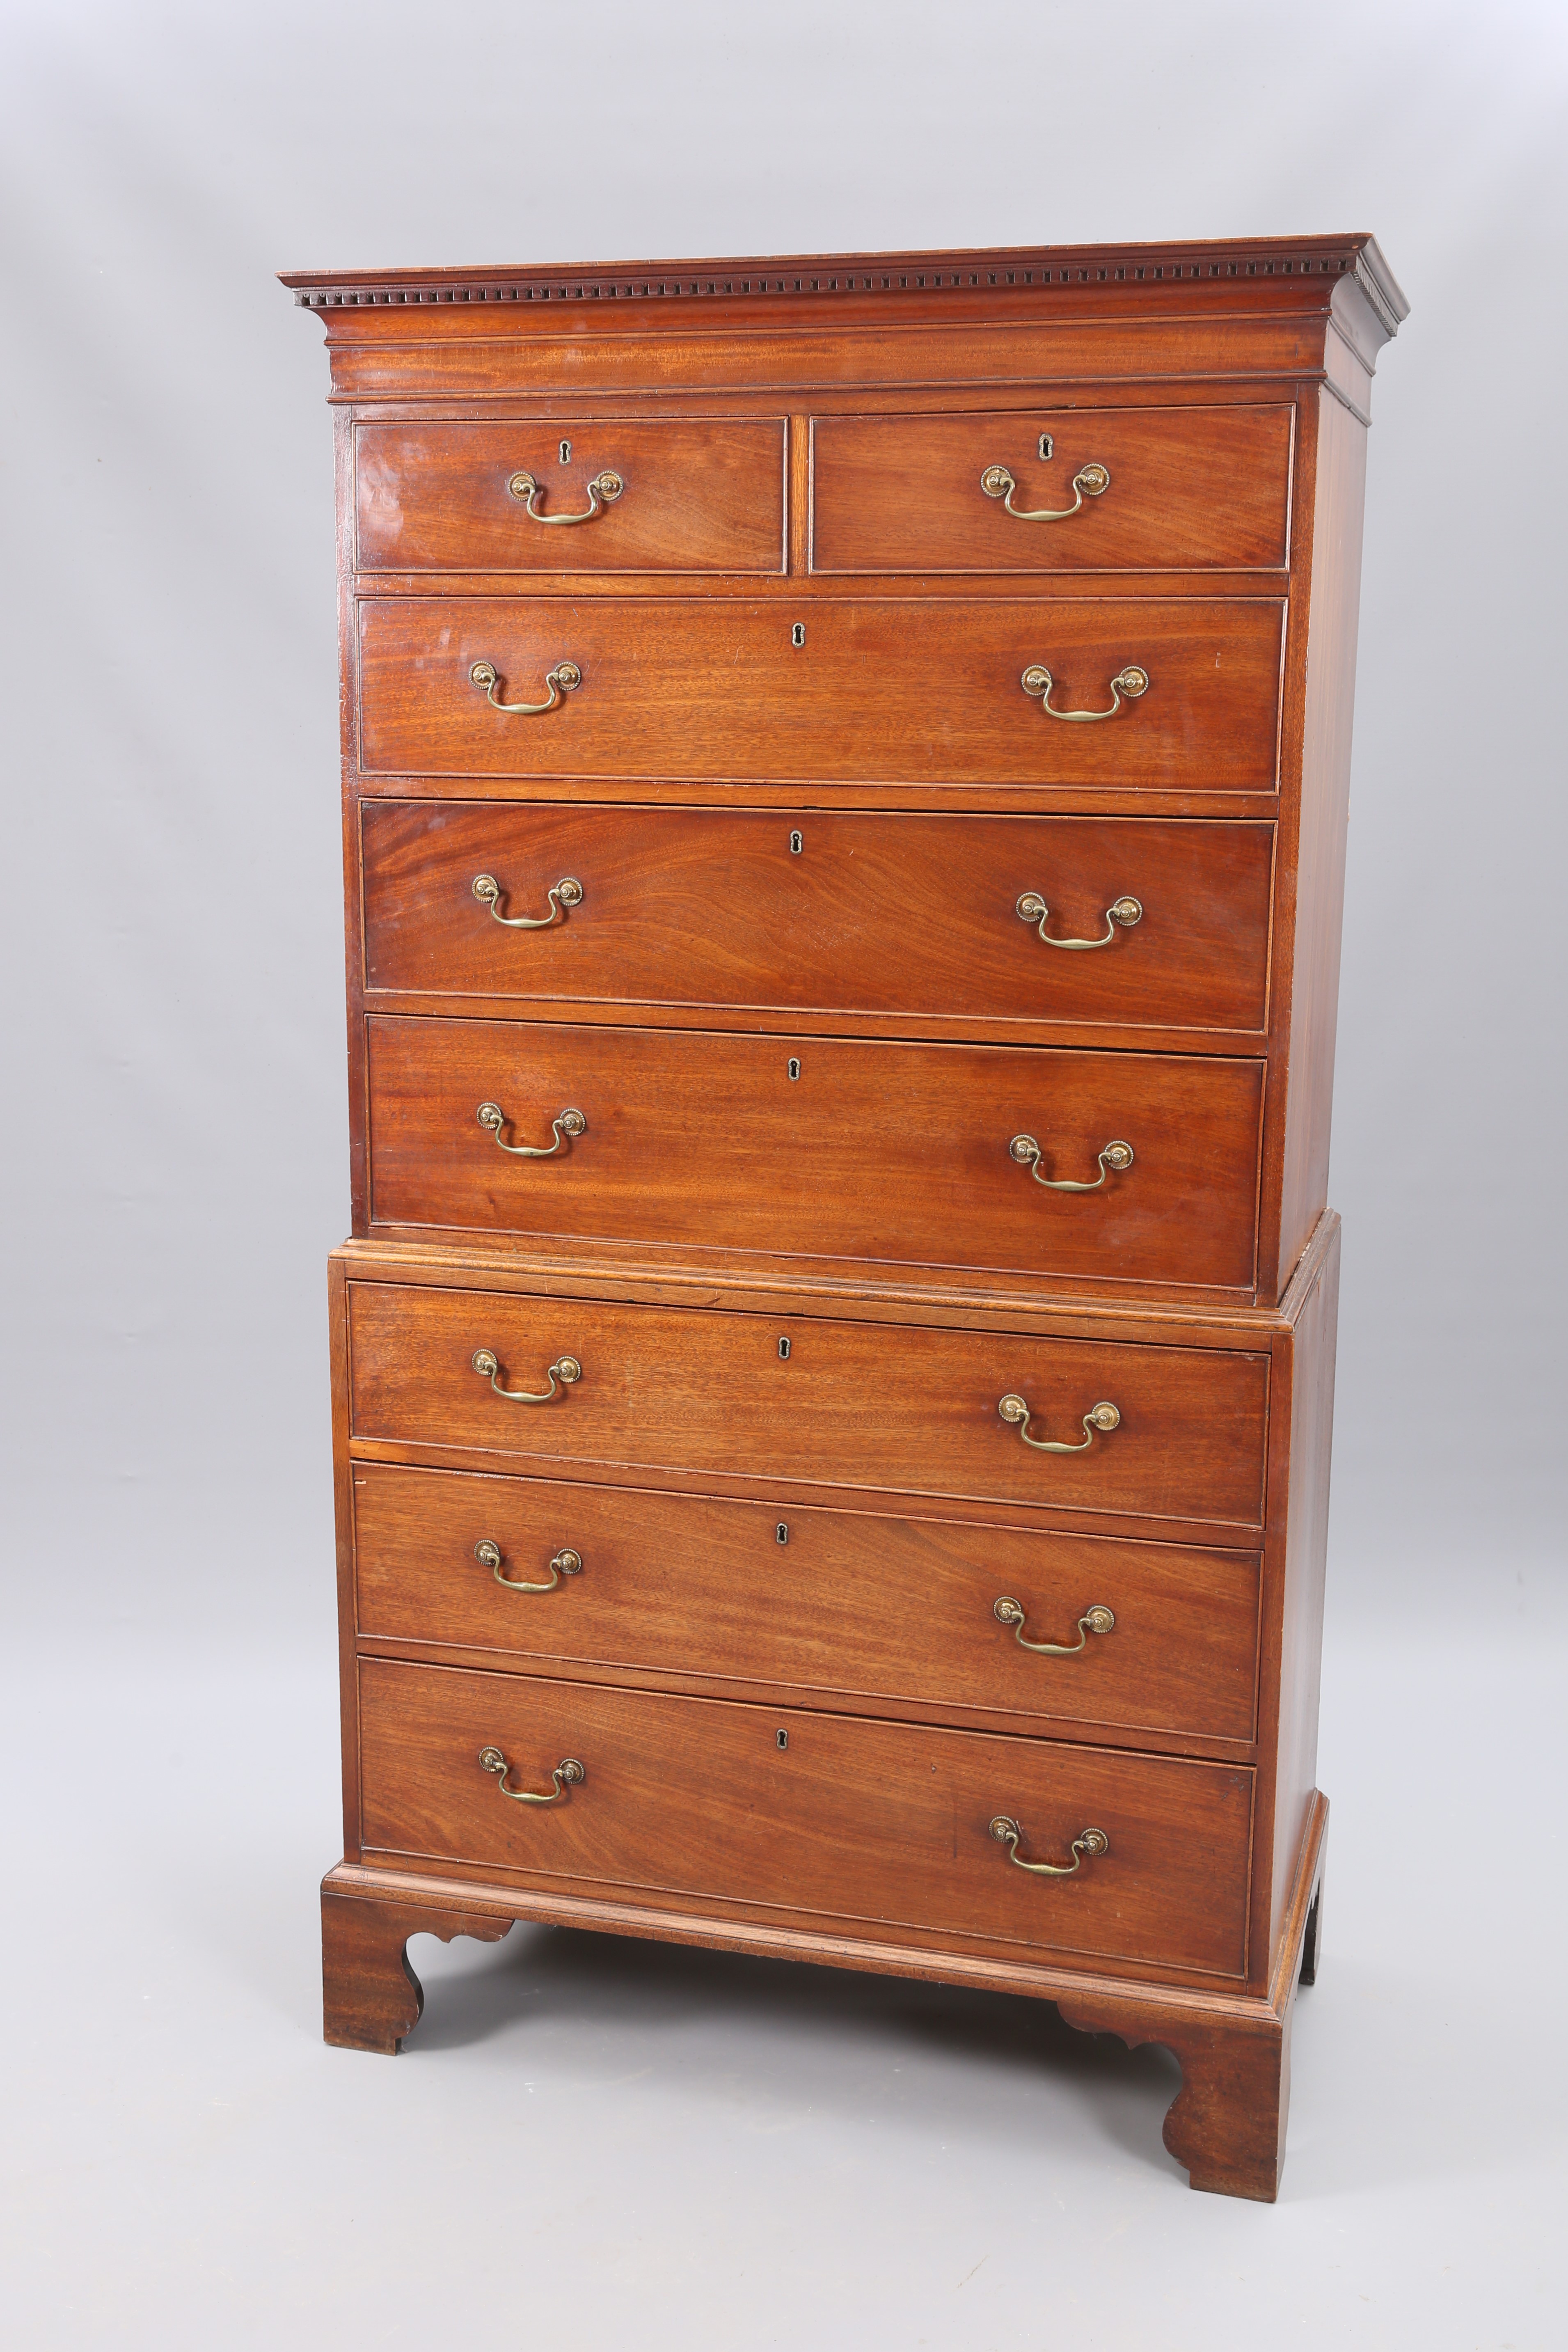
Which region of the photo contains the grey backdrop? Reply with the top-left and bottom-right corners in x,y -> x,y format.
2,2 -> 1564,2345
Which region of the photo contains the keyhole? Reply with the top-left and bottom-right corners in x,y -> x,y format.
778,1337 -> 791,1360
789,830 -> 803,854
1038,433 -> 1053,460
776,1729 -> 789,1750
787,1057 -> 801,1081
559,439 -> 572,465
776,1522 -> 789,1545
791,623 -> 805,647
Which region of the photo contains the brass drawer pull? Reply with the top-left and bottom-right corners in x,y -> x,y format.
476,1101 -> 586,1159
507,467 -> 624,524
980,460 -> 1110,520
475,1539 -> 583,1592
478,1747 -> 586,1804
989,1816 -> 1109,1876
472,872 -> 583,929
1009,1134 -> 1134,1192
999,1394 -> 1120,1452
994,1598 -> 1115,1654
470,657 -> 581,715
1021,662 -> 1149,722
471,1349 -> 582,1403
1016,890 -> 1142,949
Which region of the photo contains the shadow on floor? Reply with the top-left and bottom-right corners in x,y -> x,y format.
405,1918 -> 1185,2176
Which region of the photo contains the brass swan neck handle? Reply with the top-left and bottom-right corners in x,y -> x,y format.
1016,890 -> 1142,950
472,873 -> 583,929
1009,1134 -> 1134,1193
478,1747 -> 585,1804
470,657 -> 581,715
989,1816 -> 1110,1877
1021,663 -> 1149,722
471,1349 -> 581,1404
998,1394 -> 1120,1453
980,459 -> 1110,520
476,1102 -> 586,1159
993,1598 -> 1115,1656
475,1539 -> 583,1593
508,468 -> 623,523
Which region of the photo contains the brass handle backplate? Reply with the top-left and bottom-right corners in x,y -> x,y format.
1021,663 -> 1149,722
476,1102 -> 586,1159
472,873 -> 583,929
475,1539 -> 584,1593
478,1746 -> 586,1804
980,460 -> 1110,520
470,657 -> 582,716
994,1598 -> 1115,1656
507,468 -> 624,523
1009,1134 -> 1134,1193
1016,890 -> 1142,950
471,1349 -> 582,1404
999,1394 -> 1121,1454
989,1816 -> 1110,1877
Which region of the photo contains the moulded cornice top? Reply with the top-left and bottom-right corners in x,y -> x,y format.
279,233 -> 1408,340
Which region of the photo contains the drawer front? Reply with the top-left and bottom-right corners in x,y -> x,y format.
365,1016 -> 1264,1291
362,804 -> 1275,1038
353,1464 -> 1262,1743
358,1658 -> 1254,1977
355,418 -> 787,575
357,598 -> 1285,790
812,405 -> 1293,574
347,1284 -> 1269,1528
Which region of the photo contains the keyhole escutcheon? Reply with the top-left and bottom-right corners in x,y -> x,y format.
559,439 -> 572,464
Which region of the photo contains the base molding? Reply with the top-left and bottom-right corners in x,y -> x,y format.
320,1792 -> 1326,2198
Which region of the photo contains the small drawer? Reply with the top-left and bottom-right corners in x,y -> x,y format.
811,405 -> 1293,574
358,1658 -> 1255,1978
357,597 -> 1286,792
361,804 -> 1275,1039
354,417 -> 786,574
364,1015 -> 1265,1293
346,1282 -> 1269,1529
353,1464 -> 1262,1744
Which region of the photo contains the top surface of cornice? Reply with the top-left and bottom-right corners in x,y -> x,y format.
280,234 -> 1408,339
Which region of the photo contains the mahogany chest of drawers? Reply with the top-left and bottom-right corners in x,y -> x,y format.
284,235 -> 1405,2201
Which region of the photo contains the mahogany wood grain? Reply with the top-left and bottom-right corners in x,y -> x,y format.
1274,388 -> 1368,1289
1058,1791 -> 1326,2198
319,1790 -> 1326,2196
1265,1218 -> 1339,1961
310,316 -> 1344,409
292,238 -> 1403,2195
359,802 -> 1275,1041
351,1462 -> 1261,1743
811,404 -> 1293,574
345,1279 -> 1270,1528
321,1885 -> 510,2052
355,417 -> 787,574
356,597 -> 1286,790
357,1657 -> 1255,1978
364,1015 -> 1264,1291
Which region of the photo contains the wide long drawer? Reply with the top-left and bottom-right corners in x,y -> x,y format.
346,1283 -> 1270,1528
353,1464 -> 1261,1743
364,1015 -> 1265,1292
810,404 -> 1293,574
356,598 -> 1286,790
358,1658 -> 1255,1977
360,803 -> 1275,1040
